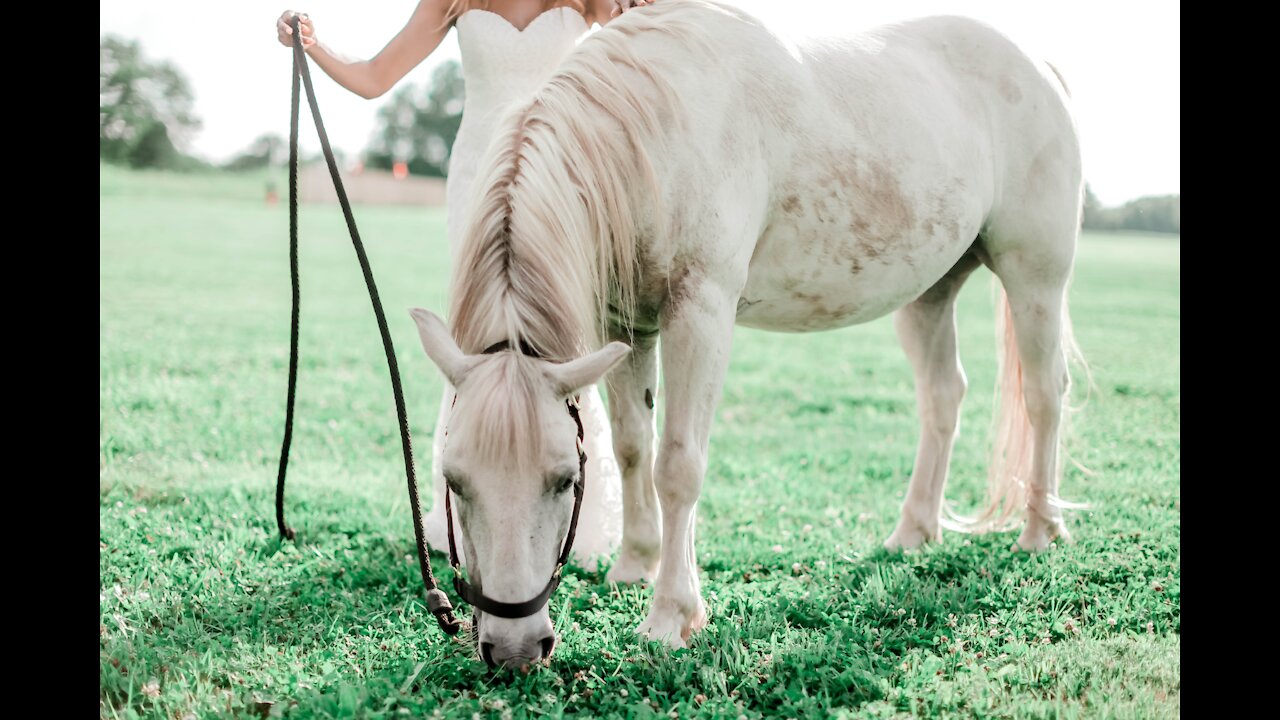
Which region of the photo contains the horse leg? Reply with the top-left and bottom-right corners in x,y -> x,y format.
604,332 -> 662,583
997,273 -> 1073,550
636,282 -> 737,648
884,253 -> 981,549
982,224 -> 1079,550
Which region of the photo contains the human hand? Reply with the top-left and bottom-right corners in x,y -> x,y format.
276,10 -> 316,49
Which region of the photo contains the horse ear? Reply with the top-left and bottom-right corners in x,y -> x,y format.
544,342 -> 632,397
409,308 -> 476,387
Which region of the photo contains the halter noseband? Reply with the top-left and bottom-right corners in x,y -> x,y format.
443,339 -> 588,620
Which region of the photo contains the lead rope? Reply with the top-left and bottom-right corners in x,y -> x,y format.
274,15 -> 461,636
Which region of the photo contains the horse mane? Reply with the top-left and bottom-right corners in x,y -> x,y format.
448,0 -> 725,364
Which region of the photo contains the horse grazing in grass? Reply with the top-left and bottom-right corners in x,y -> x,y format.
409,0 -> 1085,667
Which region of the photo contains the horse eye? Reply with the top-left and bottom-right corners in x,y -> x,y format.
557,473 -> 576,494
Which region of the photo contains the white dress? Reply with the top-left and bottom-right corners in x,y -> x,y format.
423,7 -> 624,571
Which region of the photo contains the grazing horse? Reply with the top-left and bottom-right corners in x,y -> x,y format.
409,0 -> 1084,667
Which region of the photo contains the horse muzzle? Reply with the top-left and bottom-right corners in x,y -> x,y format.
478,613 -> 557,669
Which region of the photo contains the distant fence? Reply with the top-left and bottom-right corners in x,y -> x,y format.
297,163 -> 446,206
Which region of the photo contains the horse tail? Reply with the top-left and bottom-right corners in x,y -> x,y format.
972,287 -> 1033,529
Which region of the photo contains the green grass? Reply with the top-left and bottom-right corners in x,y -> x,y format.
100,164 -> 1180,719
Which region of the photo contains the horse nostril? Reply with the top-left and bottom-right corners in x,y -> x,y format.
480,642 -> 497,668
539,635 -> 556,659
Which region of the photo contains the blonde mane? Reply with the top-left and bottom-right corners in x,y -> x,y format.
448,1 -> 723,363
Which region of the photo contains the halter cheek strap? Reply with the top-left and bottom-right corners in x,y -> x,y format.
442,340 -> 588,619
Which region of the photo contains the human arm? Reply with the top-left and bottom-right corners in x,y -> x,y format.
275,0 -> 453,100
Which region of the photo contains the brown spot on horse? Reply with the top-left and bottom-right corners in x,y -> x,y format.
999,76 -> 1022,104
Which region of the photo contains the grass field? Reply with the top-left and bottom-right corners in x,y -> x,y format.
100,164 -> 1180,719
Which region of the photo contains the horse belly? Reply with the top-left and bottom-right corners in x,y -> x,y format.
735,205 -> 976,332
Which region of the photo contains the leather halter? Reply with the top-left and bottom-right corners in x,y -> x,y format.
443,339 -> 588,619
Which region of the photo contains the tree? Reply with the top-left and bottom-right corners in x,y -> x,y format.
127,123 -> 178,170
100,35 -> 201,169
224,134 -> 287,171
365,60 -> 464,177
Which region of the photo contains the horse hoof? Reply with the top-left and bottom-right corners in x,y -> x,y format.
1015,517 -> 1070,551
636,598 -> 705,648
883,519 -> 939,550
606,551 -> 658,584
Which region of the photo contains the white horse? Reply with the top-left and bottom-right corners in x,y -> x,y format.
409,0 -> 1084,667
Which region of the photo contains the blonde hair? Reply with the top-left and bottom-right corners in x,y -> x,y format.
439,0 -> 588,30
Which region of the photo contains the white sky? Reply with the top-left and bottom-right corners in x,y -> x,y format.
100,1 -> 1178,205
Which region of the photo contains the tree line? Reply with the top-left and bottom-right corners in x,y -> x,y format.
1083,186 -> 1179,234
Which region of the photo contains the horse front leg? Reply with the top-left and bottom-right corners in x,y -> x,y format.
636,281 -> 737,648
605,331 -> 661,583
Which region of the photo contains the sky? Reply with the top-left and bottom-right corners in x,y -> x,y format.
100,1 -> 1179,205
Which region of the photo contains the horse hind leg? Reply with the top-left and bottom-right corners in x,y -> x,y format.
884,251 -> 981,550
980,223 -> 1082,550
